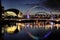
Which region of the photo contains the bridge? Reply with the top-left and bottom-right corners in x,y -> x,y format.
0,18 -> 59,23
3,18 -> 60,21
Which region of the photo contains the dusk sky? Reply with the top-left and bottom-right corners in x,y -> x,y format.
1,0 -> 60,14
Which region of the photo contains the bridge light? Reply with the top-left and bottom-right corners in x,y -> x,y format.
27,14 -> 30,19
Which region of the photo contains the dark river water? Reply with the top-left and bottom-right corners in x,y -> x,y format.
3,27 -> 60,40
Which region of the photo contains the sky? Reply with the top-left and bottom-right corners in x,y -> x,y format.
1,0 -> 60,14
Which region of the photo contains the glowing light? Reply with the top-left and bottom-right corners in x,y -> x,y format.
18,12 -> 23,18
56,19 -> 59,22
30,25 -> 33,29
50,22 -> 54,29
17,25 -> 21,31
45,25 -> 51,30
22,24 -> 25,27
27,14 -> 30,19
5,26 -> 17,34
16,23 -> 22,25
2,27 -> 4,33
26,24 -> 30,28
4,11 -> 17,16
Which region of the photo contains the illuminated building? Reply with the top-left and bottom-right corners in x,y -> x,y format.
18,12 -> 23,18
3,9 -> 23,18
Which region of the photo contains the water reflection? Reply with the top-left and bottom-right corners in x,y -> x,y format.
2,22 -> 60,34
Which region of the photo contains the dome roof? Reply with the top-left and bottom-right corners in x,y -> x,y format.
5,9 -> 22,14
4,9 -> 23,17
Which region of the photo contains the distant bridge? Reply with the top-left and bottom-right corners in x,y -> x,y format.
0,18 -> 60,26
3,18 -> 60,21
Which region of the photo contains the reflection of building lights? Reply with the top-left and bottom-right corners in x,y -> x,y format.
38,23 -> 40,27
45,25 -> 51,27
17,25 -> 21,31
55,24 -> 58,26
55,24 -> 59,29
35,24 -> 38,29
50,22 -> 54,29
22,24 -> 25,27
45,25 -> 51,30
30,25 -> 33,29
2,27 -> 4,33
5,26 -> 17,34
27,24 -> 29,27
17,23 -> 22,25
